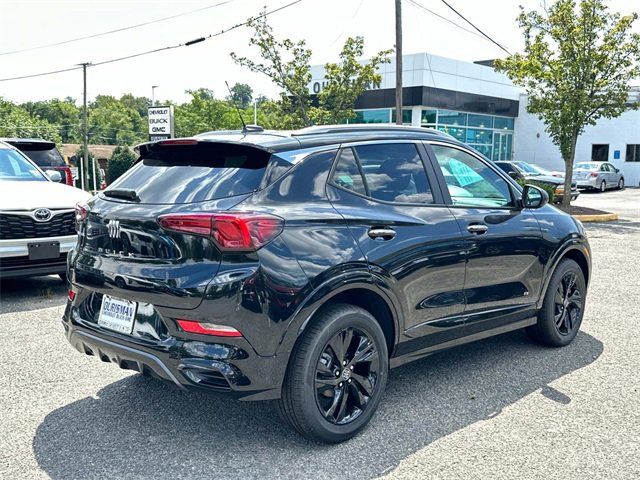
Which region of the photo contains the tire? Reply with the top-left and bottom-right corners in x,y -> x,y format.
59,273 -> 68,284
599,180 -> 606,192
278,303 -> 388,443
618,178 -> 624,190
526,259 -> 586,347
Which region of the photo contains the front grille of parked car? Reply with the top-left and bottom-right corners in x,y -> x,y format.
0,212 -> 75,240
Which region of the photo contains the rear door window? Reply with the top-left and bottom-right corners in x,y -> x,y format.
330,143 -> 434,204
108,143 -> 271,204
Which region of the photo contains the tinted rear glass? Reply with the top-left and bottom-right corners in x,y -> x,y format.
19,147 -> 65,167
108,143 -> 271,204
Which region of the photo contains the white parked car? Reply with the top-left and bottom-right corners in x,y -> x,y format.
0,140 -> 91,280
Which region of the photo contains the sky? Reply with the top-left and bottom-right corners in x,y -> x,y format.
0,0 -> 638,105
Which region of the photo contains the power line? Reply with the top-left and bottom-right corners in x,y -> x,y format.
439,0 -> 511,55
405,0 -> 486,41
0,0 -> 304,83
0,0 -> 235,56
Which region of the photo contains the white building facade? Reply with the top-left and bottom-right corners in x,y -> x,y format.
309,52 -> 640,185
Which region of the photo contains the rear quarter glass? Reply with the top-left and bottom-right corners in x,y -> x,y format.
107,143 -> 272,204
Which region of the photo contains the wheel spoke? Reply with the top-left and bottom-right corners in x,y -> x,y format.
315,374 -> 339,388
349,381 -> 368,407
328,335 -> 345,363
351,372 -> 374,396
352,337 -> 376,365
554,310 -> 565,327
342,328 -> 354,361
335,386 -> 350,422
324,386 -> 343,420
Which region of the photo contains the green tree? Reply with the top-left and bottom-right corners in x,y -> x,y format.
89,97 -> 146,145
231,9 -> 313,127
228,83 -> 253,109
107,145 -> 136,184
0,98 -> 61,143
20,98 -> 80,143
312,37 -> 391,124
494,0 -> 640,206
174,88 -> 240,136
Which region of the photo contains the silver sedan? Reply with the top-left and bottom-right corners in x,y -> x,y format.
574,162 -> 625,192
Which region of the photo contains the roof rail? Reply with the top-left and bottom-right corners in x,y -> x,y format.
291,124 -> 446,137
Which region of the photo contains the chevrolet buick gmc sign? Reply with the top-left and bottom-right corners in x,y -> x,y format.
148,106 -> 174,141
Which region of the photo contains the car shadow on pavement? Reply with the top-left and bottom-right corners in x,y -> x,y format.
33,329 -> 603,480
0,276 -> 68,315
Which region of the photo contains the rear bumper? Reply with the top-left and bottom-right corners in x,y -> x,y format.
62,300 -> 288,401
576,178 -> 597,188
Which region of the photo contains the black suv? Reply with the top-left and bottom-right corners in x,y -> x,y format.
64,125 -> 591,443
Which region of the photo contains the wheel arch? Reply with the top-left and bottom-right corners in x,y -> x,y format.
537,244 -> 591,309
277,281 -> 400,359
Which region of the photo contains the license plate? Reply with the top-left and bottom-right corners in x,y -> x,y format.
28,241 -> 60,260
98,295 -> 137,334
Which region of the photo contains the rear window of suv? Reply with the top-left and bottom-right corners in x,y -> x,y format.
108,142 -> 272,204
13,144 -> 66,167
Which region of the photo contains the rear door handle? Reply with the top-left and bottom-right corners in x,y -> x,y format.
467,224 -> 488,235
368,228 -> 396,240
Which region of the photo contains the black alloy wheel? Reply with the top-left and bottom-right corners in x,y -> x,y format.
278,303 -> 388,443
315,327 -> 379,425
526,258 -> 586,347
553,271 -> 582,336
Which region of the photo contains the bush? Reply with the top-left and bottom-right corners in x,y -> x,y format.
516,178 -> 556,204
107,146 -> 136,184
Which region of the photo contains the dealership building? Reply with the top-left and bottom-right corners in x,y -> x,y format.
309,53 -> 640,186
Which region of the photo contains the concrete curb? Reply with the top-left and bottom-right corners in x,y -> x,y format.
573,213 -> 619,222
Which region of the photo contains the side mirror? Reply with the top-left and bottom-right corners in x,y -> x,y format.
508,171 -> 519,180
521,184 -> 548,209
45,170 -> 62,182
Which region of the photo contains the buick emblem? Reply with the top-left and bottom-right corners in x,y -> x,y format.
106,220 -> 121,239
33,208 -> 52,222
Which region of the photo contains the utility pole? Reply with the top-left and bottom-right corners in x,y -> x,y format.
395,0 -> 403,125
152,85 -> 158,106
253,98 -> 258,125
79,62 -> 91,191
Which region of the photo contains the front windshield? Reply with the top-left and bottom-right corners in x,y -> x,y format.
575,162 -> 598,170
528,164 -> 550,175
513,161 -> 539,174
0,148 -> 47,181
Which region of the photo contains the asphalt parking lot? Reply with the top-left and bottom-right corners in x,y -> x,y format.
1,188 -> 638,480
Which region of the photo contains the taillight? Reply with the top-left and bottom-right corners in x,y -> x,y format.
63,167 -> 73,185
158,212 -> 284,251
75,202 -> 88,232
590,172 -> 599,177
176,319 -> 242,337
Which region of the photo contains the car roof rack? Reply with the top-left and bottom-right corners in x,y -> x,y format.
290,124 -> 446,137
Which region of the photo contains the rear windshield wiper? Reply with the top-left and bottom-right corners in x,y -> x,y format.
103,188 -> 140,202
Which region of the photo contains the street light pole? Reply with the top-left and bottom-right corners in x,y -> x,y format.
395,0 -> 403,125
151,85 -> 159,106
